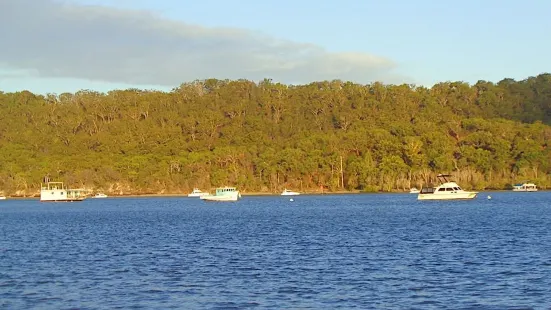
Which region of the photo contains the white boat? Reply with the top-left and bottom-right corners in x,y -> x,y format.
0,196 -> 6,200
409,187 -> 420,194
281,189 -> 300,196
187,188 -> 209,197
418,174 -> 478,200
512,183 -> 537,192
40,181 -> 86,202
93,193 -> 108,198
200,187 -> 241,202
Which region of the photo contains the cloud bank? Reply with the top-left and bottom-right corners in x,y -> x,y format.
0,0 -> 407,86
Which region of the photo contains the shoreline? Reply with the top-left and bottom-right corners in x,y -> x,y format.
2,189 -> 545,199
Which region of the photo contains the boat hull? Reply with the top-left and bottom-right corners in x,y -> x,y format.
418,192 -> 478,200
40,191 -> 86,202
281,192 -> 300,196
40,198 -> 85,202
200,192 -> 241,202
200,195 -> 240,202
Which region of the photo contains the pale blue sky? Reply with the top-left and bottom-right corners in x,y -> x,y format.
1,0 -> 549,94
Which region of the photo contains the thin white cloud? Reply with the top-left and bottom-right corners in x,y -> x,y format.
0,0 -> 409,86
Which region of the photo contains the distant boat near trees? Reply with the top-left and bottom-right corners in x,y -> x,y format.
200,187 -> 241,202
512,183 -> 537,192
188,188 -> 209,197
281,189 -> 300,196
40,181 -> 86,202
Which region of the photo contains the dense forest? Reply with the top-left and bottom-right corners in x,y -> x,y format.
1,73 -> 550,196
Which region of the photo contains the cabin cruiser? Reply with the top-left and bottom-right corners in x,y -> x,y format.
93,193 -> 108,198
512,183 -> 537,192
418,174 -> 478,200
281,189 -> 300,196
187,188 -> 209,197
200,187 -> 241,202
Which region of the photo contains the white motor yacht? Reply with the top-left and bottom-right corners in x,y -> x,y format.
418,174 -> 478,200
188,188 -> 209,197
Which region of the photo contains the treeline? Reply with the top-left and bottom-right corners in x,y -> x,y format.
0,74 -> 550,196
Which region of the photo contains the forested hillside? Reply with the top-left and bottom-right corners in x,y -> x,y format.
1,74 -> 550,196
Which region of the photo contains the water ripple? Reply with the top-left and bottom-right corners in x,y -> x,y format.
1,192 -> 550,308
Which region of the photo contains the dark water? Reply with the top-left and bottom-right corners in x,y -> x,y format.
1,192 -> 550,309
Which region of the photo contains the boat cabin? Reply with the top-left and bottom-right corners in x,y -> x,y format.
421,174 -> 463,192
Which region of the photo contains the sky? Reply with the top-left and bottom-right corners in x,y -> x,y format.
1,0 -> 550,94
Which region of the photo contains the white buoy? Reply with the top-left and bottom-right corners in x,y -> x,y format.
289,198 -> 294,202
487,195 -> 492,200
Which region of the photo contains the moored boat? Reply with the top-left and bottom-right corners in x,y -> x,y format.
200,187 -> 241,202
418,174 -> 478,200
93,193 -> 108,198
188,188 -> 209,197
409,187 -> 420,194
281,189 -> 300,196
512,182 -> 537,192
40,181 -> 86,202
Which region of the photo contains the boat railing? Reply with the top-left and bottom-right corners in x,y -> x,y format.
41,182 -> 66,190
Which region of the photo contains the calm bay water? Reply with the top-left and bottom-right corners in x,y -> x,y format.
1,192 -> 550,309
